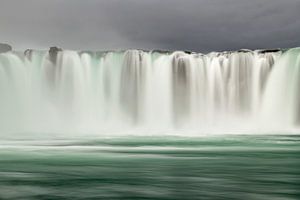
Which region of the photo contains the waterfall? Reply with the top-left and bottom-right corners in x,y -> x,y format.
0,48 -> 299,135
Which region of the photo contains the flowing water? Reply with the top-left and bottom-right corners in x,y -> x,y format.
0,48 -> 300,134
0,135 -> 299,200
0,48 -> 300,199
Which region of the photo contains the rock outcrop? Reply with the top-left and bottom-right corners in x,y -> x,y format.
0,43 -> 12,53
49,46 -> 62,63
258,49 -> 281,53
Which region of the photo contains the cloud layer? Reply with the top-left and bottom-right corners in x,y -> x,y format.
0,0 -> 299,52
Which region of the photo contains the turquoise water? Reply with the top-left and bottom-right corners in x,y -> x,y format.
0,135 -> 299,199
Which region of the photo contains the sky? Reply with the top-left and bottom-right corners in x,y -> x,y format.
0,0 -> 300,52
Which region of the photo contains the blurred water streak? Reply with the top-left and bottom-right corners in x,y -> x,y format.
0,135 -> 299,200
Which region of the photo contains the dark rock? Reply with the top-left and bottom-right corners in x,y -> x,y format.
183,50 -> 194,54
238,49 -> 252,53
0,43 -> 12,53
24,49 -> 34,60
258,49 -> 281,53
49,46 -> 62,63
152,49 -> 172,54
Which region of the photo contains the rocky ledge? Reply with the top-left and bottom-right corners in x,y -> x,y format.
0,43 -> 12,53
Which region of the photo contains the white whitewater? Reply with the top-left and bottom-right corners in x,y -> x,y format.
0,48 -> 299,135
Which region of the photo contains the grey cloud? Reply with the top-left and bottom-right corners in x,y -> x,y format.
0,0 -> 299,52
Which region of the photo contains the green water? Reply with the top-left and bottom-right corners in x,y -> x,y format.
0,135 -> 299,200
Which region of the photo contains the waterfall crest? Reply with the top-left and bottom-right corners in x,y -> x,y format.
0,48 -> 299,135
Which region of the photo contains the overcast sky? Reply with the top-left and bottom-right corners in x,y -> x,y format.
0,0 -> 299,52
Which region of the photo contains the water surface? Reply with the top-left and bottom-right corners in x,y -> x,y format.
0,135 -> 299,199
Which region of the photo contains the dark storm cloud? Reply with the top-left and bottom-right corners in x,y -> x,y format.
0,0 -> 299,52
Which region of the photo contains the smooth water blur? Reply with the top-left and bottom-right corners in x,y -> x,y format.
0,135 -> 299,200
2,48 -> 300,133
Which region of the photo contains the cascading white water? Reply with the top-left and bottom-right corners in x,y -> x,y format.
0,48 -> 300,135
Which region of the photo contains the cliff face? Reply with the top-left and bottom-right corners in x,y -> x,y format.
0,43 -> 12,53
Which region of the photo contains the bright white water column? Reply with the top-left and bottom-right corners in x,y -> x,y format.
0,48 -> 299,134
